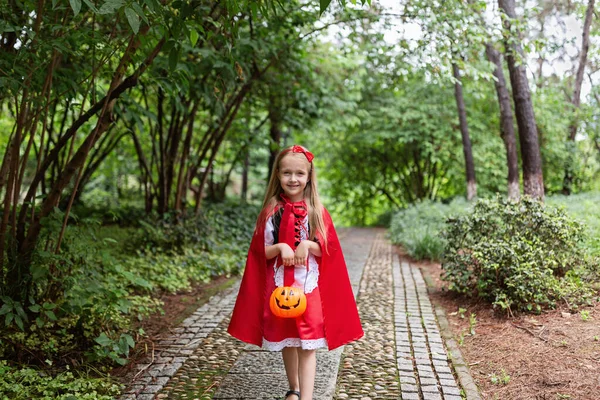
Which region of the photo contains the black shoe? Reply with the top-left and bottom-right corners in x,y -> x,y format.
284,390 -> 300,400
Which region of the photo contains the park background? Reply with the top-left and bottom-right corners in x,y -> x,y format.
0,0 -> 599,398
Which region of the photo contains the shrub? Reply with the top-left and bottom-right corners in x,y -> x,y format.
389,198 -> 468,260
442,196 -> 590,313
0,201 -> 258,367
131,201 -> 258,254
0,361 -> 121,400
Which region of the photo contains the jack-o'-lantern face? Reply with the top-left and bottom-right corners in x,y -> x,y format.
269,286 -> 307,318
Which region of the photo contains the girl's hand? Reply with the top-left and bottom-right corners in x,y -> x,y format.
279,243 -> 295,266
294,241 -> 310,266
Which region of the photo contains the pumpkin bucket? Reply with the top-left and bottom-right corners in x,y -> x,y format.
269,286 -> 307,318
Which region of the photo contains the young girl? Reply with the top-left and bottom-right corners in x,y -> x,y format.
228,145 -> 363,400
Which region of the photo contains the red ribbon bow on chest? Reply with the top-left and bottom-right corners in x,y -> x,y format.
279,194 -> 307,250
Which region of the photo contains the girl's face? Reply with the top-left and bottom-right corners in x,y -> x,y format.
278,153 -> 310,202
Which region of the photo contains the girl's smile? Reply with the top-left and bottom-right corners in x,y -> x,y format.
278,154 -> 310,202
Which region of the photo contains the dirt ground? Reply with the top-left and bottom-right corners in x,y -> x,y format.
409,252 -> 600,400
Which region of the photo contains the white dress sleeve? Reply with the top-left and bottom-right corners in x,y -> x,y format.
264,216 -> 275,246
265,216 -> 284,286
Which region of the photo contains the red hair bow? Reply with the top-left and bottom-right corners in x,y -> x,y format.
291,145 -> 314,163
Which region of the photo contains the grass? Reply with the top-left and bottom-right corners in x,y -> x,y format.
547,192 -> 600,256
388,198 -> 469,260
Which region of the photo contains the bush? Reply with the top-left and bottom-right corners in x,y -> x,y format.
131,201 -> 258,254
71,203 -> 148,227
442,196 -> 591,313
0,361 -> 121,400
389,198 -> 468,260
0,200 -> 258,369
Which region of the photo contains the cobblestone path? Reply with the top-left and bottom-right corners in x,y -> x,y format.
121,228 -> 478,400
335,235 -> 400,399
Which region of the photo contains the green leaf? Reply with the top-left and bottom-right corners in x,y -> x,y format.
124,334 -> 135,348
189,28 -> 199,47
162,39 -> 176,54
168,46 -> 180,72
99,0 -> 124,14
14,315 -> 24,331
131,2 -> 148,24
14,303 -> 27,320
144,0 -> 157,13
5,313 -> 14,326
82,0 -> 99,12
118,336 -> 130,354
29,304 -> 41,313
95,332 -> 113,347
115,357 -> 128,365
0,304 -> 11,316
124,7 -> 140,34
44,310 -> 57,321
69,0 -> 82,16
319,0 -> 332,14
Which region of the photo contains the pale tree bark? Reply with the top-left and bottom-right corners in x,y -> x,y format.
485,44 -> 520,200
499,0 -> 545,200
563,0 -> 595,194
452,63 -> 477,201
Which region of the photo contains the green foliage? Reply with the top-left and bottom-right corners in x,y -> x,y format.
547,192 -> 600,257
0,201 -> 257,368
389,199 -> 469,260
442,197 -> 591,313
0,361 -> 121,400
123,202 -> 258,293
490,369 -> 510,385
132,201 -> 258,254
71,203 -> 148,227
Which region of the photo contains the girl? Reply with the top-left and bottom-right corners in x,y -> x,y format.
228,145 -> 363,400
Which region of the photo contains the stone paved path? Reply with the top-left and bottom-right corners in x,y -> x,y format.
121,228 -> 479,399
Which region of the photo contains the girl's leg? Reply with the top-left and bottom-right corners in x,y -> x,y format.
282,347 -> 300,398
298,348 -> 317,400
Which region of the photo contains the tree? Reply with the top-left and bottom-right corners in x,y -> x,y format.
452,62 -> 477,200
485,44 -> 520,200
498,0 -> 545,200
563,0 -> 595,194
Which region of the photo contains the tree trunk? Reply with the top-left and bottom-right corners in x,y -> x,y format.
11,34 -> 165,295
267,106 -> 283,183
156,88 -> 167,215
70,129 -> 127,205
194,82 -> 254,213
452,63 -> 477,201
563,0 -> 595,194
242,149 -> 249,202
499,0 -> 545,200
175,101 -> 199,213
164,107 -> 185,213
485,44 -> 520,200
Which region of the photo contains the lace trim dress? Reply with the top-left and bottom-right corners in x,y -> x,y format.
261,213 -> 328,351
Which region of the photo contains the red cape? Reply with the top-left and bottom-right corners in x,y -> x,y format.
227,208 -> 363,350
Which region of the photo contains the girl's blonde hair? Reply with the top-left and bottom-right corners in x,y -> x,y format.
259,146 -> 328,249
